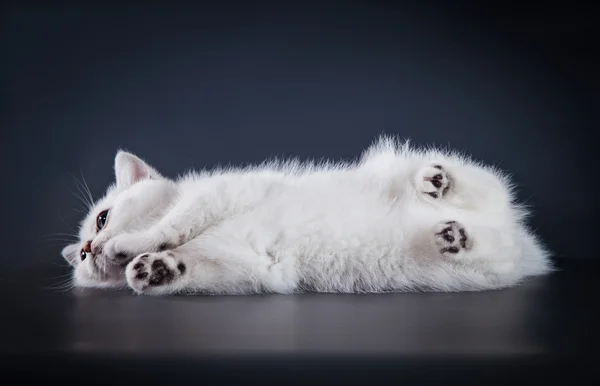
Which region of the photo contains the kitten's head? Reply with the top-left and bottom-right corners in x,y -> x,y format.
61,151 -> 177,288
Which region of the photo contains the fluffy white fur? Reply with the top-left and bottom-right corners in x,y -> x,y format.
61,136 -> 552,295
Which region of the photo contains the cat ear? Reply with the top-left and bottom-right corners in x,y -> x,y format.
61,243 -> 79,267
114,150 -> 162,189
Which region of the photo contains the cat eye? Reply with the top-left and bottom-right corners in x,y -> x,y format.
80,250 -> 87,261
96,209 -> 109,231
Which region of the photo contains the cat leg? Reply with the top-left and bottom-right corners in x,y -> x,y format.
103,226 -> 182,267
103,196 -> 224,264
413,161 -> 512,212
104,178 -> 274,264
428,219 -> 519,276
124,230 -> 295,296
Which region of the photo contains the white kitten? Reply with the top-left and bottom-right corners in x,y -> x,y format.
61,136 -> 552,295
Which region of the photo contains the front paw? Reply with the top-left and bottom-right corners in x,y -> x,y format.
103,234 -> 142,265
433,220 -> 472,258
126,252 -> 187,294
415,164 -> 451,199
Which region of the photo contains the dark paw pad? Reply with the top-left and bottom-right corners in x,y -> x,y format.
420,164 -> 451,199
148,259 -> 174,286
435,221 -> 469,256
127,252 -> 185,291
131,260 -> 148,279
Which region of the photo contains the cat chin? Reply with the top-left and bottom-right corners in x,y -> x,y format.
72,262 -> 128,289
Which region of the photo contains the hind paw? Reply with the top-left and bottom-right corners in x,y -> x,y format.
434,220 -> 471,257
415,164 -> 452,200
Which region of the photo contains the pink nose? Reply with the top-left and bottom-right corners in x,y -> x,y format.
91,241 -> 103,255
83,240 -> 92,253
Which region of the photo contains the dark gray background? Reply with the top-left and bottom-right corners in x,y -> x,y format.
2,1 -> 597,272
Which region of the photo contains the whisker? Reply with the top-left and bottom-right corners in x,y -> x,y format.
48,259 -> 73,268
76,183 -> 91,208
80,169 -> 95,208
71,173 -> 94,209
42,245 -> 77,251
46,271 -> 74,279
43,234 -> 79,240
44,278 -> 75,292
68,187 -> 91,212
45,232 -> 79,237
56,207 -> 79,235
42,240 -> 79,245
43,240 -> 78,246
41,269 -> 76,291
43,237 -> 79,243
69,173 -> 96,211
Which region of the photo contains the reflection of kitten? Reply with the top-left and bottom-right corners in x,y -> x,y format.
61,136 -> 551,295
